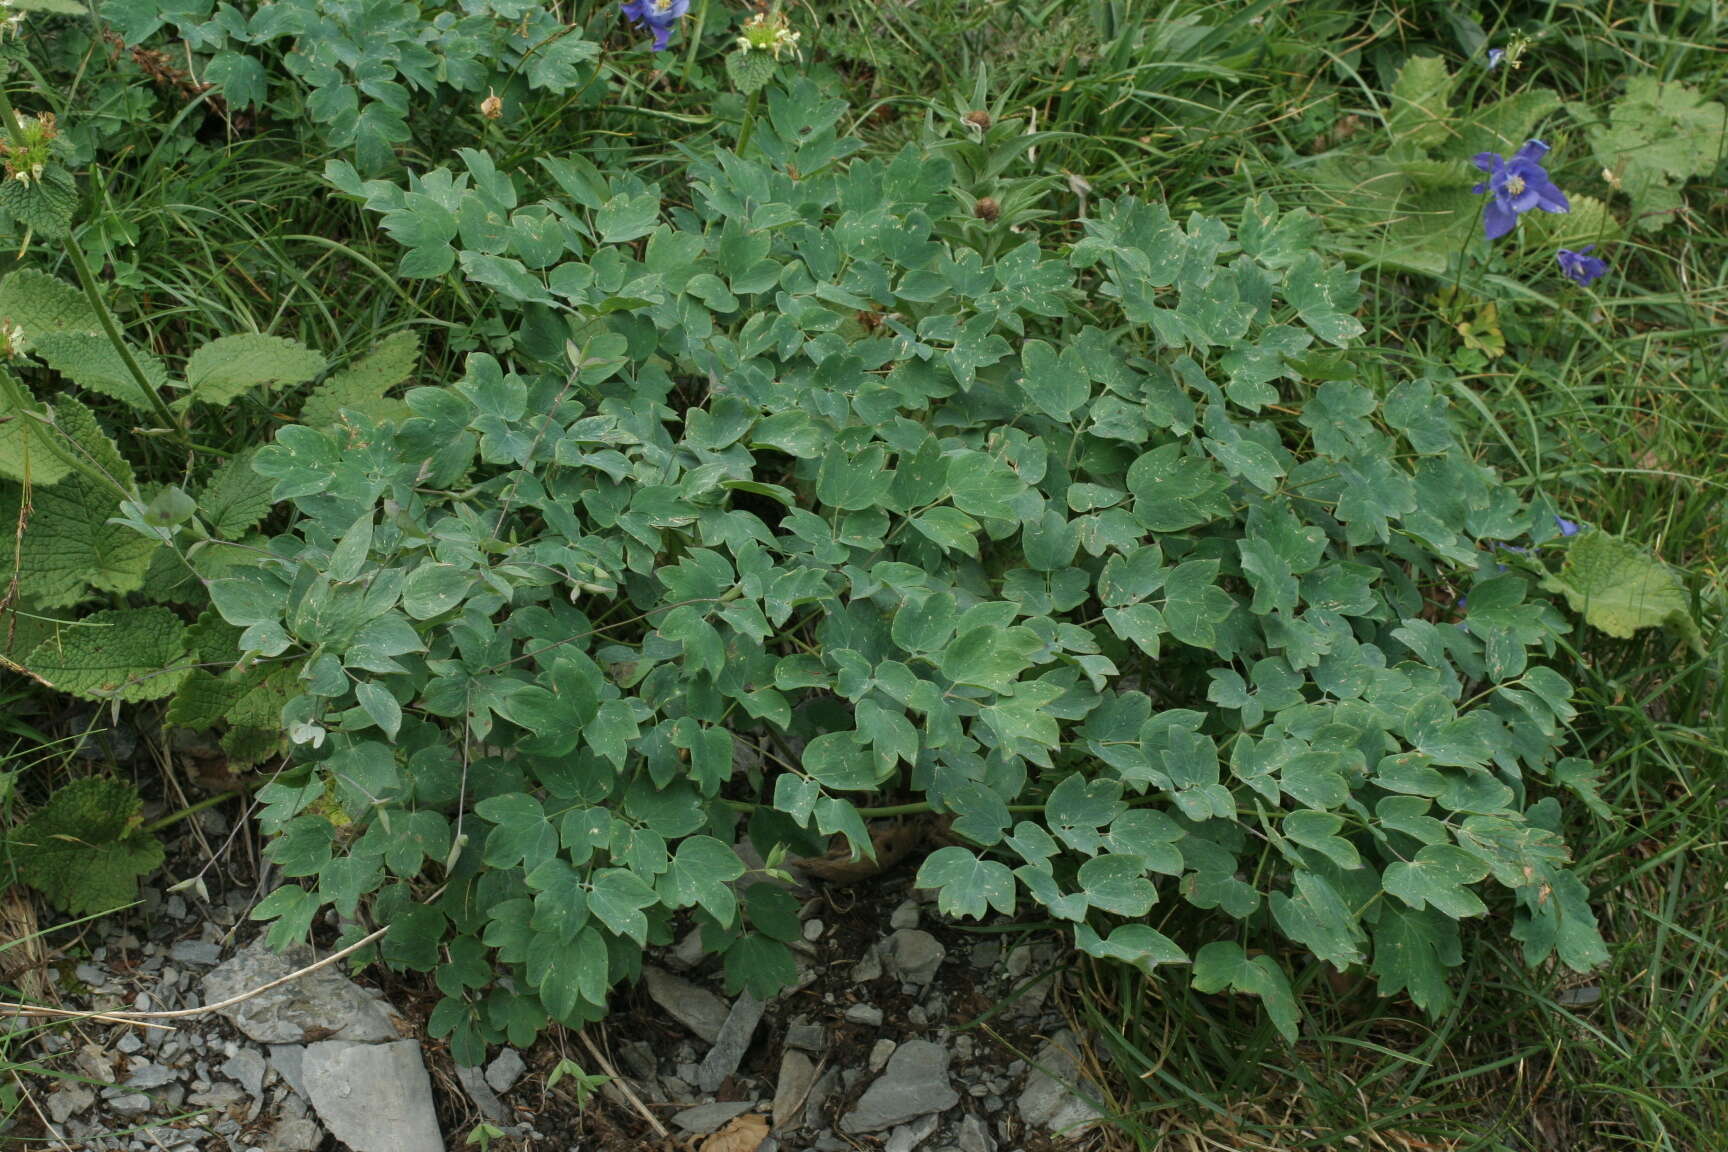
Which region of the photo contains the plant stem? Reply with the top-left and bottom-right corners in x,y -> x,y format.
62,232 -> 181,436
0,80 -> 26,150
737,88 -> 762,156
141,788 -> 248,835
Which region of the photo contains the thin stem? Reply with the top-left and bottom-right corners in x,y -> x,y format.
737,87 -> 762,155
62,229 -> 181,435
0,81 -> 27,150
141,788 -> 246,835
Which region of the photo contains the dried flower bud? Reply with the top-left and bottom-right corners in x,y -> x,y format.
480,91 -> 504,120
963,110 -> 992,131
973,197 -> 1000,222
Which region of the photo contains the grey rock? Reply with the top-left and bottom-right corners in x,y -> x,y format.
697,990 -> 765,1092
169,940 -> 223,967
660,1074 -> 698,1104
784,1021 -> 826,1051
74,963 -> 107,986
266,1093 -> 324,1152
202,940 -> 399,1044
221,1049 -> 267,1098
890,901 -> 921,930
485,1049 -> 527,1095
970,941 -> 1000,970
803,1066 -> 840,1131
268,1045 -> 307,1099
125,1062 -> 178,1090
116,1032 -> 143,1055
109,1092 -> 153,1114
671,1101 -> 755,1134
187,1083 -> 247,1111
771,1050 -> 816,1131
802,918 -> 825,943
668,926 -> 707,971
301,1039 -> 442,1152
844,1004 -> 883,1027
840,1040 -> 959,1134
814,1134 -> 848,1152
890,930 -> 946,985
643,966 -> 731,1044
165,894 -> 187,920
1003,945 -> 1032,982
47,1085 -> 94,1124
868,1039 -> 897,1072
456,1064 -> 509,1124
958,1113 -> 995,1152
850,949 -> 883,984
886,1113 -> 940,1152
1016,1030 -> 1104,1135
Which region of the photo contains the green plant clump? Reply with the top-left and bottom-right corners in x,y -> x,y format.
161,83 -> 1619,1062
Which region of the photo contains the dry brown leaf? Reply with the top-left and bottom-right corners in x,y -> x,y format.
699,1113 -> 769,1152
792,817 -> 928,882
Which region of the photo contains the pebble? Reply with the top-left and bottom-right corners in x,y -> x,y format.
784,1021 -> 827,1052
802,919 -> 825,942
840,1040 -> 959,1134
108,1093 -> 153,1114
485,1049 -> 526,1095
885,1113 -> 940,1152
169,940 -> 223,967
1016,1029 -> 1104,1134
850,949 -> 883,984
643,967 -> 732,1044
771,1050 -> 816,1131
47,1085 -> 95,1124
889,901 -> 920,930
672,1100 -> 756,1134
844,1004 -> 884,1027
889,930 -> 946,985
221,1048 -> 267,1098
697,990 -> 766,1092
116,1032 -> 144,1055
958,1113 -> 996,1152
868,1039 -> 897,1072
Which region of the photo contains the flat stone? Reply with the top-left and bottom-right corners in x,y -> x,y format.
771,1050 -> 816,1131
885,1113 -> 940,1152
485,1049 -> 526,1094
868,1039 -> 897,1072
802,919 -> 825,942
455,1065 -> 509,1124
958,1112 -> 995,1152
109,1092 -> 152,1114
844,1004 -> 883,1027
671,1101 -> 756,1134
697,990 -> 766,1092
125,1062 -> 178,1090
1016,1030 -> 1104,1135
803,1067 -> 841,1131
784,1021 -> 826,1052
266,1093 -> 324,1152
268,1045 -> 307,1099
47,1085 -> 94,1124
643,966 -> 731,1044
188,1083 -> 247,1111
169,940 -> 223,967
889,930 -> 946,985
850,949 -> 882,984
220,1049 -> 267,1098
202,940 -> 399,1044
116,1032 -> 143,1055
840,1040 -> 959,1134
301,1039 -> 442,1152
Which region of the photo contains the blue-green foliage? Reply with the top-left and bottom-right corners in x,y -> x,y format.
102,0 -> 601,170
197,81 -> 1606,1059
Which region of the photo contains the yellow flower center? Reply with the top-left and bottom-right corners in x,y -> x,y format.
1505,175 -> 1526,197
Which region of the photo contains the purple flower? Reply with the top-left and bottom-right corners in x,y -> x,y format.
1554,515 -> 1580,537
1487,48 -> 1506,70
1556,246 -> 1608,287
621,0 -> 689,50
1471,139 -> 1570,240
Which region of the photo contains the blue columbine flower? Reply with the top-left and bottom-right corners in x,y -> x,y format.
1554,514 -> 1581,537
1471,139 -> 1570,240
621,0 -> 689,50
1556,246 -> 1608,287
1487,48 -> 1506,69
